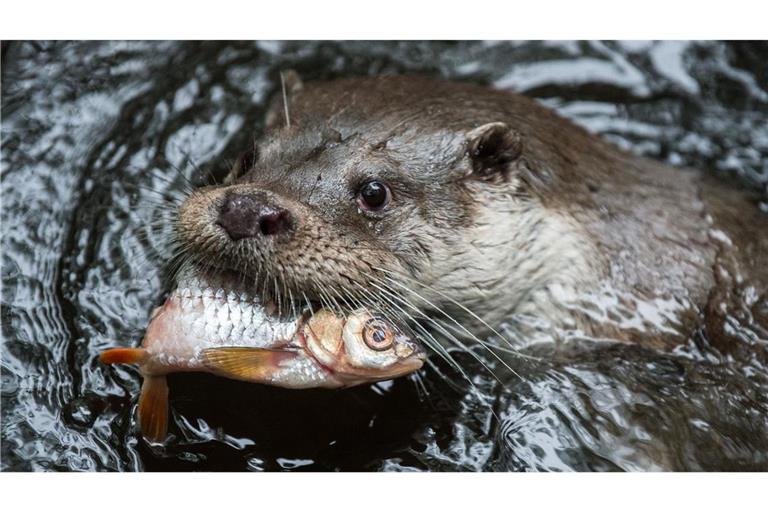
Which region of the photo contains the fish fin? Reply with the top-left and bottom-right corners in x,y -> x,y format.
138,375 -> 169,443
200,347 -> 296,383
99,347 -> 148,365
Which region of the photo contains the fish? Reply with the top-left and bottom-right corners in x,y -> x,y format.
99,270 -> 426,442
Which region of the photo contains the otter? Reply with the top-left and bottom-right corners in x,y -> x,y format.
173,74 -> 768,357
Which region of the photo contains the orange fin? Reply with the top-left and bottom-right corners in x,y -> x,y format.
200,347 -> 296,383
138,375 -> 169,443
99,347 -> 148,365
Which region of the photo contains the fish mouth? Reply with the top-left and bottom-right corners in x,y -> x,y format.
387,351 -> 427,379
289,315 -> 426,386
339,351 -> 428,385
329,357 -> 425,387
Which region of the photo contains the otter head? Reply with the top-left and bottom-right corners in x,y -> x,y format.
174,75 -> 594,335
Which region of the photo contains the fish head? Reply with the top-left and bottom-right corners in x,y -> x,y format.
303,309 -> 426,386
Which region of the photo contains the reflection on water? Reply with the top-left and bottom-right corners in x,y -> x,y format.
2,41 -> 767,471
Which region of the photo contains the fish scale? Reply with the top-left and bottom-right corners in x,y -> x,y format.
99,266 -> 425,442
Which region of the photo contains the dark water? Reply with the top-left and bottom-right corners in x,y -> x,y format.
2,41 -> 767,471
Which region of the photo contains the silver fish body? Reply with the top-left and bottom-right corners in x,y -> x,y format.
99,269 -> 425,441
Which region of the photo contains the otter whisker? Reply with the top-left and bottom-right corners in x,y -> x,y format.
119,165 -> 196,200
377,267 -> 540,361
169,149 -> 213,188
311,279 -> 337,315
361,276 -> 509,389
350,279 -> 446,356
286,282 -> 298,320
301,291 -> 315,316
280,70 -> 291,129
422,357 -> 468,395
375,269 -> 535,361
350,278 -> 485,397
410,371 -> 431,402
119,182 -> 187,205
314,277 -> 349,317
147,167 -> 196,195
370,272 -> 526,382
272,275 -> 283,316
326,282 -> 361,315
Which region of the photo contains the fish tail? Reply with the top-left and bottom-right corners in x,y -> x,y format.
100,348 -> 168,441
99,347 -> 148,365
138,375 -> 169,443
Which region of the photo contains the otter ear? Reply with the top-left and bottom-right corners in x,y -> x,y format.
465,122 -> 523,179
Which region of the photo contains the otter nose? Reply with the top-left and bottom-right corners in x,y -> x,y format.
217,193 -> 293,241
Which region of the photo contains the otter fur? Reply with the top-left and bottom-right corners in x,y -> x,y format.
175,74 -> 768,353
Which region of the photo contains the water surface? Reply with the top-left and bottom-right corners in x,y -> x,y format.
2,41 -> 767,471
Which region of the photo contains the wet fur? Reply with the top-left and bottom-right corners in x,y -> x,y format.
175,75 -> 768,350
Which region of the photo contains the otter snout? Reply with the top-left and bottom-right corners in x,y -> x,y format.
217,192 -> 294,240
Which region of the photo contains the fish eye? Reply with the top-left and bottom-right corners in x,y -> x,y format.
362,317 -> 394,351
357,180 -> 391,211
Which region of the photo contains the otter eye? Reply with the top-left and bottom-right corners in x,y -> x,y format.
357,180 -> 390,211
363,317 -> 394,351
